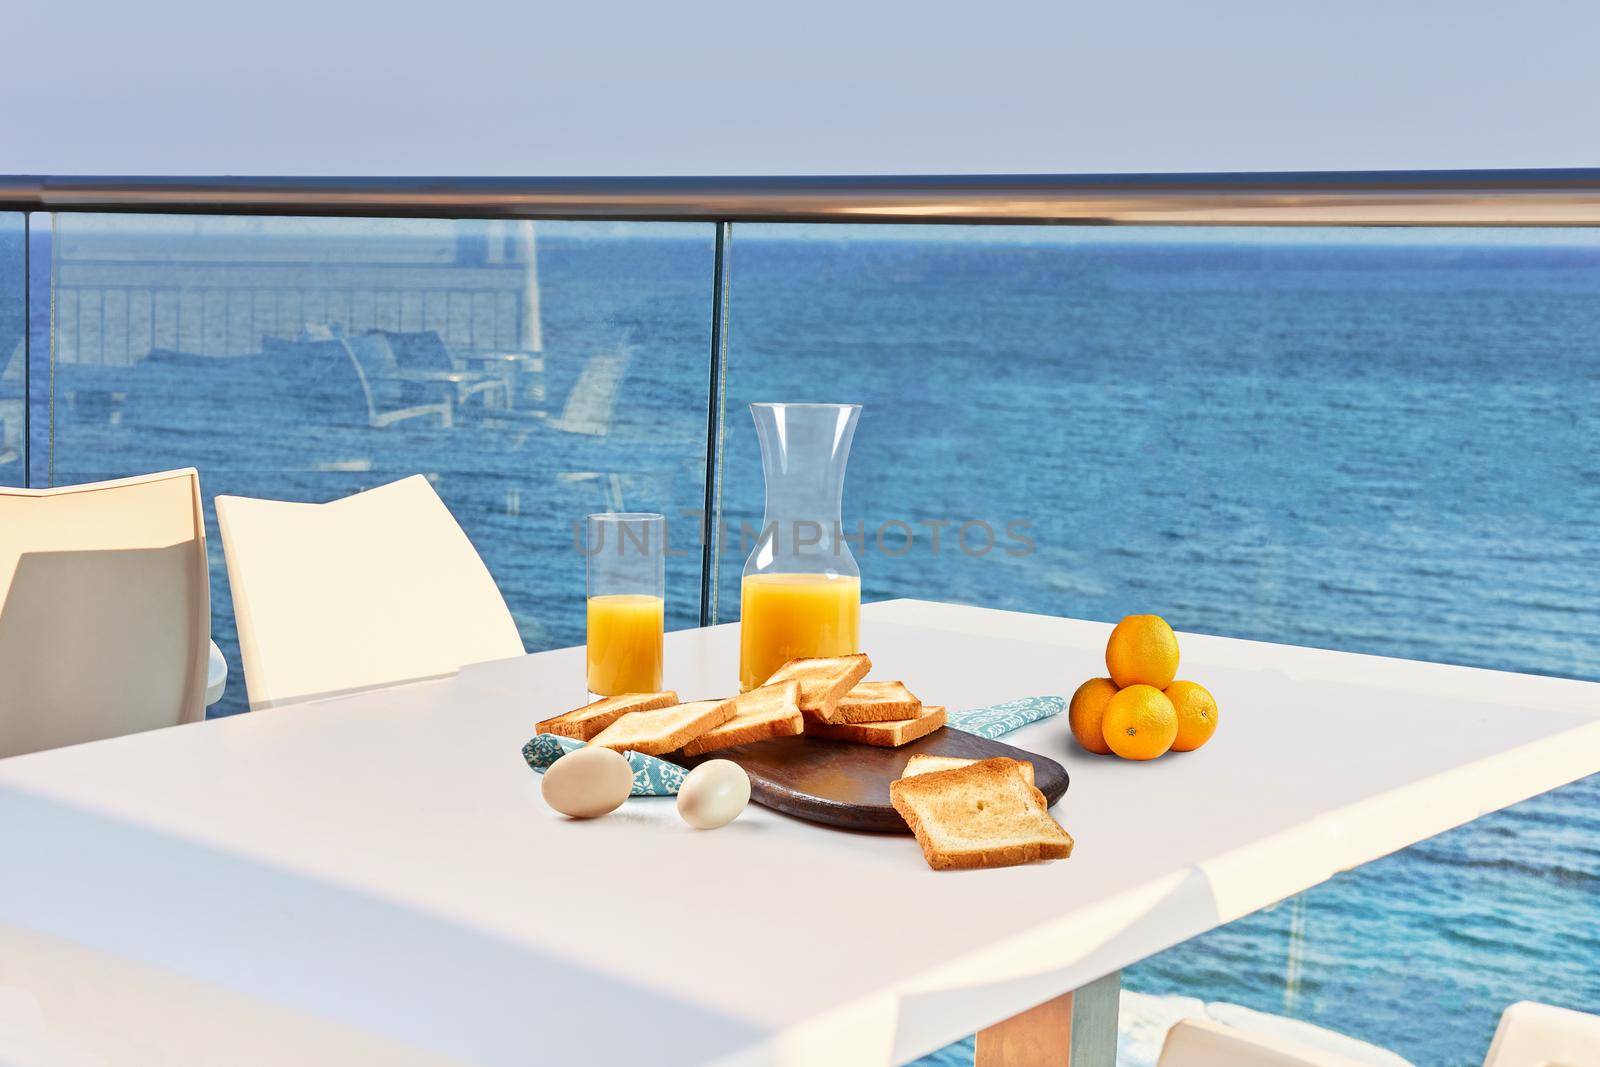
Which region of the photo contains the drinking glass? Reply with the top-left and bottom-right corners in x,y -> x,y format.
585,513 -> 666,697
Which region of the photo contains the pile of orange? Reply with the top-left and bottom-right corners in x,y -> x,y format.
1069,615 -> 1218,761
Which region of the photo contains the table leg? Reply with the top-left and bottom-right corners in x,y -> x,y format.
973,970 -> 1121,1067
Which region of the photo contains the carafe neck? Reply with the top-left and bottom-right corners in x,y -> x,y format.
748,403 -> 860,574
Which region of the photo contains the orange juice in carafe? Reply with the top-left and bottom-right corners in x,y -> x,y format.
739,573 -> 860,690
586,593 -> 664,695
739,402 -> 863,690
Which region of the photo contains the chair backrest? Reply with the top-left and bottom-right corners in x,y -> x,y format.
1158,1018 -> 1372,1067
1484,1002 -> 1600,1067
215,475 -> 525,710
262,335 -> 381,426
549,349 -> 628,435
370,330 -> 454,373
344,335 -> 406,411
0,470 -> 210,758
0,342 -> 20,471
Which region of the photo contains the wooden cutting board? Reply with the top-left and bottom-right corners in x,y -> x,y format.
673,728 -> 1069,833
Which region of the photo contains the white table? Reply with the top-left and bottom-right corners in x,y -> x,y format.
2,600 -> 1598,1067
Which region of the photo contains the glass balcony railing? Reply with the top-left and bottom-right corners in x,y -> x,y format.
717,224 -> 1600,677
40,214 -> 718,715
6,172 -> 1599,1066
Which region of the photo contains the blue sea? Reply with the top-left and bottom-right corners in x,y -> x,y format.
1,221 -> 1597,1065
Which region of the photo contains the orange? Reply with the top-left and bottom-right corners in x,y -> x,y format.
1068,677 -> 1119,755
1165,680 -> 1218,752
1101,684 -> 1178,761
1105,614 -> 1180,689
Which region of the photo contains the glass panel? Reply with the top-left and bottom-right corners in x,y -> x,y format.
46,214 -> 716,716
0,213 -> 22,485
719,224 -> 1600,1066
27,216 -> 49,489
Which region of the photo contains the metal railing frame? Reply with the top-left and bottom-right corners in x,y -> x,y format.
6,169 -> 1600,225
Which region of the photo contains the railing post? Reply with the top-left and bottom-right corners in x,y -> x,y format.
20,212 -> 29,487
699,221 -> 731,628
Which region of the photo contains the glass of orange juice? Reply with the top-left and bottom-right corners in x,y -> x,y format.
585,512 -> 665,697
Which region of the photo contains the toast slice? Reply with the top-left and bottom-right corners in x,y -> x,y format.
536,691 -> 680,741
890,757 -> 1073,871
903,753 -> 1035,787
679,681 -> 804,757
588,698 -> 737,756
806,705 -> 947,747
761,653 -> 871,722
821,680 -> 923,724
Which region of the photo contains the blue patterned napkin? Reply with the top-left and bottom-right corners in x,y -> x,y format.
522,733 -> 687,795
946,694 -> 1065,739
523,694 -> 1063,796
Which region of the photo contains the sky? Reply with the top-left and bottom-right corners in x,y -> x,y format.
4,0 -> 1600,176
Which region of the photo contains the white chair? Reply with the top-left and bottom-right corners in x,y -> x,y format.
215,474 -> 524,710
206,639 -> 229,706
1159,1002 -> 1600,1067
1158,1017 -> 1380,1067
0,469 -> 211,758
1483,1001 -> 1600,1067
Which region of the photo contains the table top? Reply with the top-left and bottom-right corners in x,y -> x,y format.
3,600 -> 1598,1067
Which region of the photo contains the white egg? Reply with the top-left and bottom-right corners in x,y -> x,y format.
541,745 -> 634,819
676,759 -> 751,830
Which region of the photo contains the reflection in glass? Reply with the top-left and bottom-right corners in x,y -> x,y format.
0,214 -> 22,485
720,224 -> 1600,1065
45,214 -> 716,715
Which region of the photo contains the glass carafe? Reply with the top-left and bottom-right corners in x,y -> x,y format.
739,402 -> 863,690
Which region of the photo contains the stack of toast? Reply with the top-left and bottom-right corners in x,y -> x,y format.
765,655 -> 948,747
535,652 -> 946,759
537,683 -> 805,757
534,651 -> 1072,870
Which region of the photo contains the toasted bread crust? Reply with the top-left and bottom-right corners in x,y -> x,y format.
889,757 -> 1073,871
762,653 -> 871,721
588,698 -> 737,755
814,680 -> 923,724
909,836 -> 1072,871
537,691 -> 680,740
903,753 -> 1035,787
806,705 -> 947,747
679,682 -> 804,756
679,713 -> 804,756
